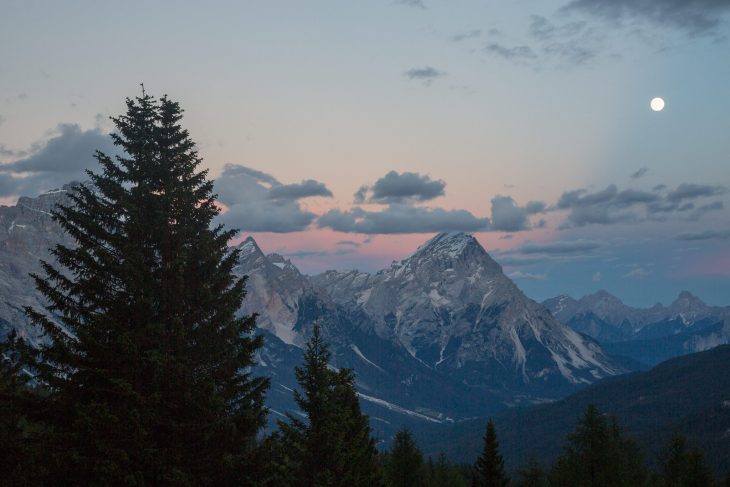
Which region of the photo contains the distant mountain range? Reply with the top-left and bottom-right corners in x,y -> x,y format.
543,291 -> 730,367
1,187 -> 627,439
413,344 -> 730,476
2,186 -> 728,452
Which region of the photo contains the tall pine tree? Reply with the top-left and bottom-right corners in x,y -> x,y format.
472,418 -> 509,487
550,405 -> 649,487
385,428 -> 426,487
0,331 -> 46,484
279,322 -> 380,486
26,91 -> 269,485
658,435 -> 714,487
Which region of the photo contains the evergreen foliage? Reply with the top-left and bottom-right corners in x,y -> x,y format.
25,91 -> 269,485
472,418 -> 509,487
426,452 -> 468,487
549,404 -> 649,487
658,434 -> 714,487
514,457 -> 547,487
279,322 -> 380,486
385,428 -> 427,487
0,331 -> 46,484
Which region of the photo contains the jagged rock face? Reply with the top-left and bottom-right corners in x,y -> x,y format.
0,186 -> 75,345
544,289 -> 730,342
233,237 -> 315,347
545,290 -> 730,368
314,233 -> 620,389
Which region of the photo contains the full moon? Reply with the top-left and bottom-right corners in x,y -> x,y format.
650,97 -> 665,111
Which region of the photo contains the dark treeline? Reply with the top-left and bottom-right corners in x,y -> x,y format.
0,92 -> 727,486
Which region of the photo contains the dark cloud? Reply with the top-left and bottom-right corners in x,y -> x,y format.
631,167 -> 648,179
666,183 -> 727,203
512,240 -> 603,255
485,43 -> 538,60
396,0 -> 425,8
214,164 -> 326,233
285,248 -> 354,258
490,195 -> 546,232
557,185 -> 618,208
556,182 -> 725,228
614,189 -> 661,206
0,124 -> 118,198
495,256 -> 549,268
317,205 -> 489,234
336,240 -> 362,248
451,29 -> 482,42
562,206 -> 639,227
508,270 -> 548,280
404,66 -> 445,85
677,229 -> 730,241
562,0 -> 730,36
529,15 -> 587,40
268,180 -> 333,200
356,171 -> 446,204
690,200 -> 724,219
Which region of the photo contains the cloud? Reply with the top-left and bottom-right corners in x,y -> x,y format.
485,43 -> 537,60
555,182 -> 725,227
677,229 -> 730,241
666,183 -> 727,203
623,267 -> 650,279
355,171 -> 446,204
214,164 -> 328,233
690,201 -> 724,219
268,180 -> 333,200
489,195 -> 546,232
530,15 -> 587,41
396,0 -> 425,8
285,248 -> 354,258
557,184 -> 618,208
317,205 -> 489,234
562,0 -> 730,36
404,66 -> 445,85
508,271 -> 548,280
0,124 -> 118,198
0,115 -> 5,127
511,240 -> 603,255
451,29 -> 482,42
336,240 -> 362,248
592,271 -> 603,282
631,167 -> 648,179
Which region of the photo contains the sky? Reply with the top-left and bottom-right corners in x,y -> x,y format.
1,0 -> 729,306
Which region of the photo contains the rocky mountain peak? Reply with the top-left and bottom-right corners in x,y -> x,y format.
671,290 -> 706,310
394,232 -> 502,278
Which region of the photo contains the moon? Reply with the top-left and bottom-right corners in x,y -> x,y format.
650,97 -> 665,112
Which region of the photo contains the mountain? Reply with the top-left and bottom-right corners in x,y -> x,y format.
544,291 -> 730,366
413,345 -> 730,476
0,188 -> 624,436
0,186 -> 75,346
312,233 -> 621,397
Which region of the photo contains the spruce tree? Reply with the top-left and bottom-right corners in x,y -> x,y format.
427,452 -> 468,487
26,91 -> 269,485
550,405 -> 649,487
280,322 -> 380,486
658,435 -> 714,487
514,457 -> 547,487
385,428 -> 426,487
0,331 -> 46,484
472,418 -> 509,487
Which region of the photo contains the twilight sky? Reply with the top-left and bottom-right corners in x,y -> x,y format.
1,0 -> 729,306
